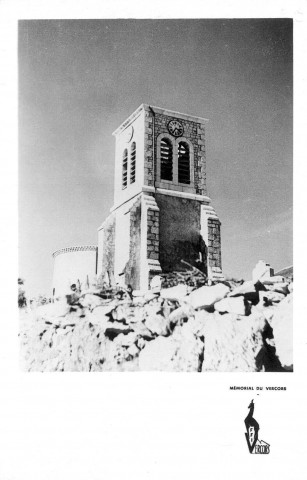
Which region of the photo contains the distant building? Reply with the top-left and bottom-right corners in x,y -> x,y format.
52,246 -> 97,297
52,104 -> 223,294
275,265 -> 293,279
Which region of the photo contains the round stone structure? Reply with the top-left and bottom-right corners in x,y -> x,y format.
52,245 -> 98,297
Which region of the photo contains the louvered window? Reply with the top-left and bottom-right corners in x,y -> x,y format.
178,142 -> 190,184
130,142 -> 136,184
160,138 -> 173,181
122,149 -> 128,189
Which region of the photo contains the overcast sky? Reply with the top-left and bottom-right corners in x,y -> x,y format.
19,19 -> 292,296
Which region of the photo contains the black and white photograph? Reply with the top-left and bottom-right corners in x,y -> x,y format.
19,18 -> 293,372
1,1 -> 306,479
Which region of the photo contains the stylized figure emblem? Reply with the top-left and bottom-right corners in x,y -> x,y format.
244,400 -> 270,454
244,400 -> 260,453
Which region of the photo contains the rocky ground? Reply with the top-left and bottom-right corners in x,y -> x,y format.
19,277 -> 293,372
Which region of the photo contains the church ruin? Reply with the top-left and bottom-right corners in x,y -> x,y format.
52,104 -> 223,295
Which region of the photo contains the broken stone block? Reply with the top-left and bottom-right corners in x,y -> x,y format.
160,299 -> 179,318
113,332 -> 138,347
111,304 -> 129,322
186,283 -> 230,310
160,284 -> 189,301
139,336 -> 178,371
267,294 -> 293,369
144,298 -> 163,318
259,291 -> 285,304
82,293 -> 106,311
229,281 -> 255,297
144,291 -> 160,302
131,289 -> 146,298
133,322 -> 155,340
150,275 -> 162,293
214,296 -> 248,315
170,324 -> 204,372
145,314 -> 170,336
168,303 -> 195,326
89,306 -> 112,329
127,344 -> 139,357
104,323 -> 134,340
138,327 -> 203,372
228,281 -> 260,305
202,312 -> 266,372
183,311 -> 211,337
264,282 -> 290,296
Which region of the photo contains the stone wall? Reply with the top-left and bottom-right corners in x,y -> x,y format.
207,218 -> 222,271
156,194 -> 207,273
144,109 -> 154,187
147,207 -> 159,262
101,214 -> 116,284
144,106 -> 207,195
125,197 -> 142,289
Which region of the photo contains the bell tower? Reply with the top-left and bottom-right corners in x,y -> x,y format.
97,104 -> 223,289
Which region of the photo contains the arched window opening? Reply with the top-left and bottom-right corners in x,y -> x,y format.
178,142 -> 190,184
160,138 -> 173,181
122,149 -> 128,189
130,142 -> 136,184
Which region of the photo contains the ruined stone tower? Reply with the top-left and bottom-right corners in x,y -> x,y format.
97,104 -> 223,289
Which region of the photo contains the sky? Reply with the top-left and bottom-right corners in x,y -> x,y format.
18,19 -> 293,296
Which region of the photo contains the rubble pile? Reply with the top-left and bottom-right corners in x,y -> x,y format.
19,263 -> 293,372
160,270 -> 207,289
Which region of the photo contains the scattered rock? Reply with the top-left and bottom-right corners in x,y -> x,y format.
202,312 -> 266,372
113,332 -> 138,347
259,291 -> 285,304
145,314 -> 170,336
20,269 -> 293,372
214,296 -> 249,316
160,299 -> 179,318
229,281 -> 255,297
127,344 -> 139,357
160,284 -> 189,301
186,284 -> 230,310
254,280 -> 267,292
264,282 -> 289,296
139,336 -> 178,371
133,322 -> 155,340
168,303 -> 195,326
144,291 -> 160,302
267,294 -> 293,369
104,324 -> 134,340
150,275 -> 162,293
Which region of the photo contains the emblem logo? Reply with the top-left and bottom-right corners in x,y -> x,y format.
244,400 -> 270,454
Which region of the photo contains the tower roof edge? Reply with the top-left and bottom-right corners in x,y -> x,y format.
112,104 -> 209,136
